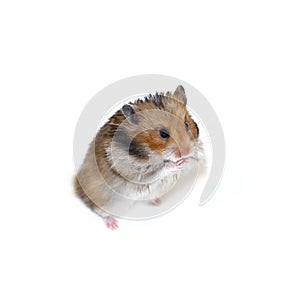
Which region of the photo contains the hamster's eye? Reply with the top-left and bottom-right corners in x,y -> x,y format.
185,122 -> 189,131
159,128 -> 170,139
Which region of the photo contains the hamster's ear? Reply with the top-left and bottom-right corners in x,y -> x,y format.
122,104 -> 138,124
173,85 -> 187,105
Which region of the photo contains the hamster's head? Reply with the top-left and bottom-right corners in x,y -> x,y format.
118,85 -> 200,169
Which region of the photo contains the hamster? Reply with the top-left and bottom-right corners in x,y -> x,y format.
73,85 -> 203,230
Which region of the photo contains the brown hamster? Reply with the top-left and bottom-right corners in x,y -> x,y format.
73,85 -> 203,230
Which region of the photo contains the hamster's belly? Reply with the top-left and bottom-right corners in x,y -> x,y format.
147,171 -> 179,199
107,170 -> 179,201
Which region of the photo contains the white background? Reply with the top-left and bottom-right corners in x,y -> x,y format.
0,1 -> 299,290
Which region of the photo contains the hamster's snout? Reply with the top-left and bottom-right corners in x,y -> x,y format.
179,146 -> 191,157
173,143 -> 193,159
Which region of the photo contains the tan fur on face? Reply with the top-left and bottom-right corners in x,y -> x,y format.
129,96 -> 196,157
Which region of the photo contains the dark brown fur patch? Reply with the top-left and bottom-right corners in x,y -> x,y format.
185,114 -> 199,139
129,140 -> 149,159
113,127 -> 149,160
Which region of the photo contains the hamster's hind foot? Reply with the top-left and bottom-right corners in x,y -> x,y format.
103,216 -> 119,230
150,198 -> 161,206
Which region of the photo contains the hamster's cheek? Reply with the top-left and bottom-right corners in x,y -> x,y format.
148,152 -> 165,165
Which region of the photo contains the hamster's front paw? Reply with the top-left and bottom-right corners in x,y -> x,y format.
164,158 -> 186,171
103,216 -> 118,230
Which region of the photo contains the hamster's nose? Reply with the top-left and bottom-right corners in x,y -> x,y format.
174,145 -> 191,158
180,146 -> 191,157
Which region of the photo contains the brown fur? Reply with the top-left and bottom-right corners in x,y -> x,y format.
73,175 -> 97,210
73,88 -> 200,217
